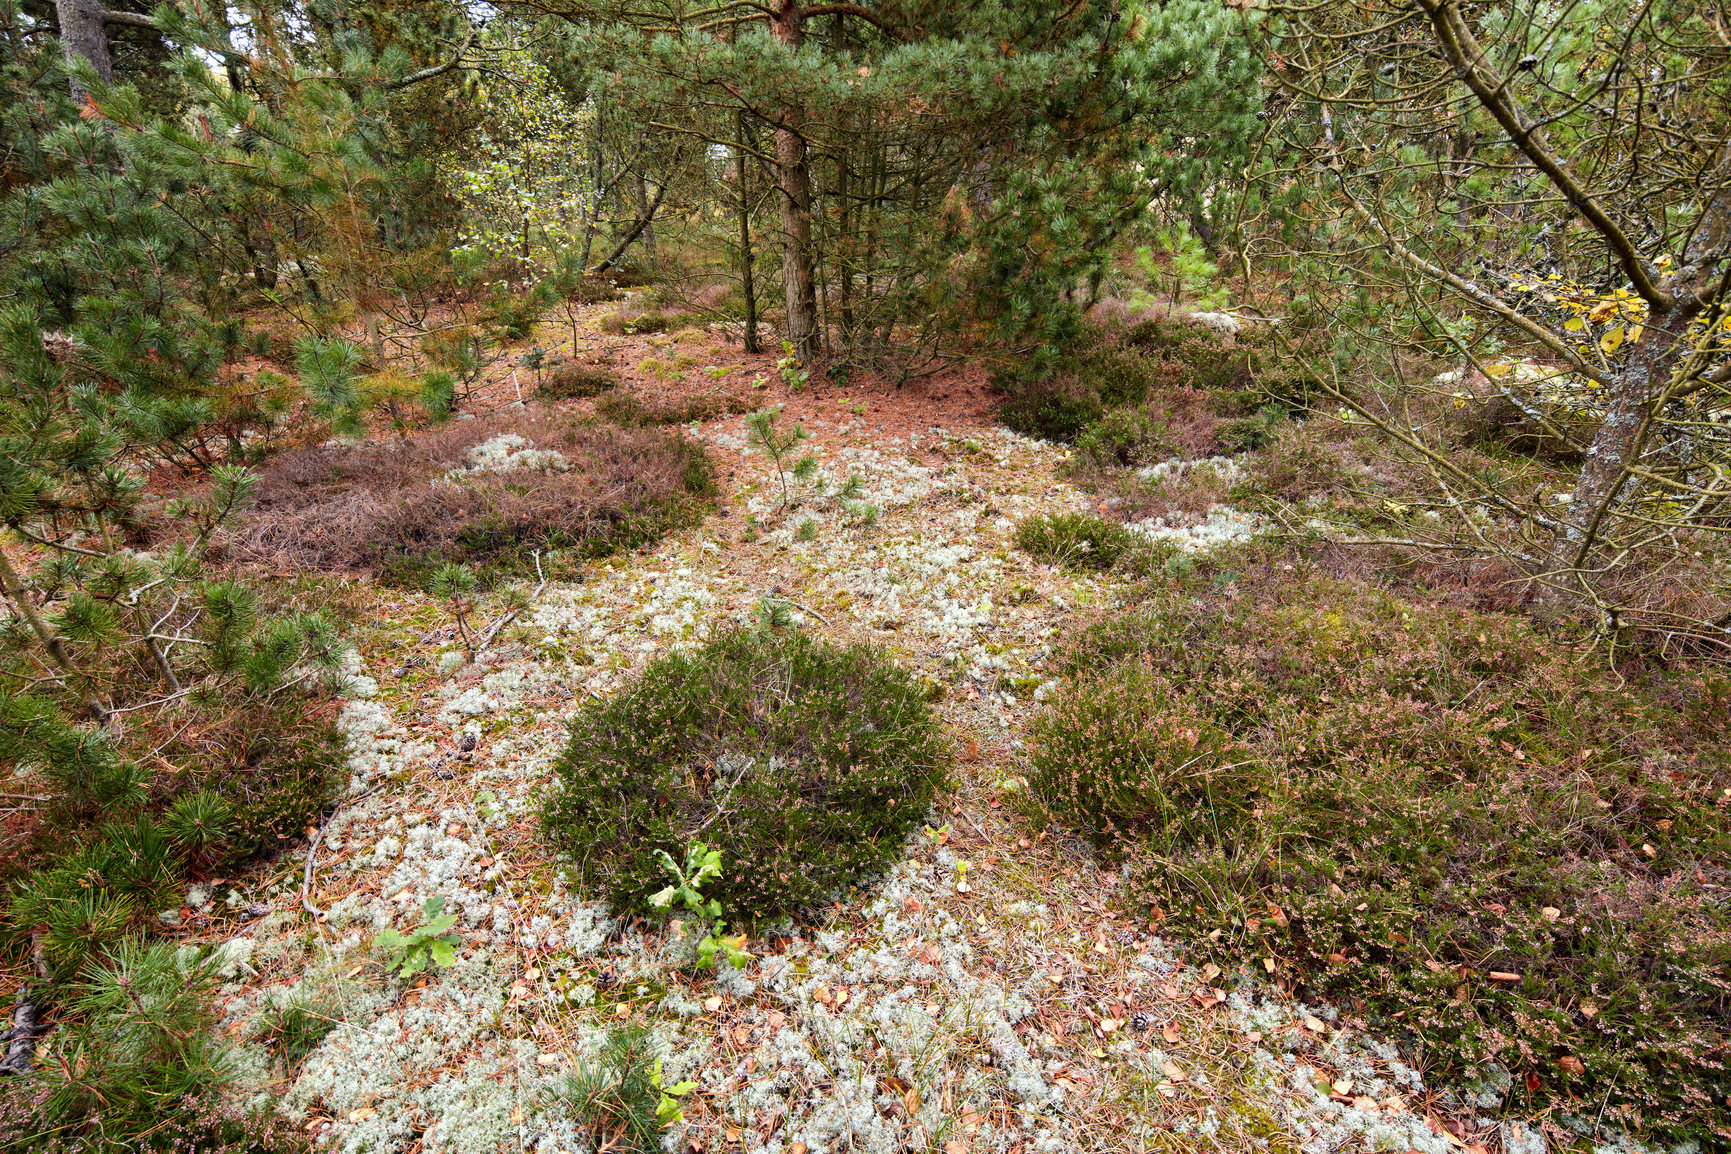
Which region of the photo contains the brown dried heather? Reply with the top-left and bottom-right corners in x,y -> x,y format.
234,411 -> 712,576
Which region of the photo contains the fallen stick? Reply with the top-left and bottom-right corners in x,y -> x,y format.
0,933 -> 51,1076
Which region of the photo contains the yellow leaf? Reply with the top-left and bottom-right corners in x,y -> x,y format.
1600,327 -> 1625,354
1588,300 -> 1618,323
1563,317 -> 1585,333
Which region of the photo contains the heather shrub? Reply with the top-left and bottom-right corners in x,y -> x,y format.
239,414 -> 715,577
1027,660 -> 1252,848
540,629 -> 949,921
1049,579 -> 1731,1142
1242,421 -> 1350,502
539,364 -> 619,399
1014,513 -> 1134,570
1072,406 -> 1175,469
997,375 -> 1102,442
594,390 -> 749,427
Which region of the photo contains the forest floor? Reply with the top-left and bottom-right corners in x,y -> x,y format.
185,307 -> 1603,1154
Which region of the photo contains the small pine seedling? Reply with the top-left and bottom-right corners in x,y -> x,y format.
744,406 -> 809,509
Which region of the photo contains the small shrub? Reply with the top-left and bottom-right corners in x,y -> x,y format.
374,896 -> 461,976
1070,342 -> 1163,408
998,376 -> 1102,443
540,364 -> 619,400
1027,660 -> 1251,848
240,415 -> 714,576
1073,406 -> 1176,468
255,995 -> 338,1069
1216,403 -> 1286,452
540,629 -> 949,921
1014,513 -> 1134,570
1244,421 -> 1350,502
597,390 -> 749,427
568,276 -> 623,305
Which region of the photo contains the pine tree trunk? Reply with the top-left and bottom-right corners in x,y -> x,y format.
771,0 -> 820,360
736,112 -> 760,354
55,0 -> 113,101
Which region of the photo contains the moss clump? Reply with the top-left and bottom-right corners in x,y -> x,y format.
540,629 -> 949,922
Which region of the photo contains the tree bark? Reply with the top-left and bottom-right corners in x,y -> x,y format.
736,112 -> 760,354
592,176 -> 669,274
55,0 -> 114,101
770,0 -> 820,360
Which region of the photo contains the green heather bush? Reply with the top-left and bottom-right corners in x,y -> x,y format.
1042,579 -> 1731,1142
1073,406 -> 1175,469
1027,661 -> 1251,846
1014,513 -> 1134,571
998,376 -> 1102,442
540,629 -> 948,921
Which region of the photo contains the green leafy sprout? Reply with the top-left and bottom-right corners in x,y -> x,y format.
649,841 -> 751,971
374,896 -> 461,976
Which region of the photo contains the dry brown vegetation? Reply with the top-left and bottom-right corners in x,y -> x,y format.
232,410 -> 713,578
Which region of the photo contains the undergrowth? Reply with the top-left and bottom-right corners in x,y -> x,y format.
540,627 -> 949,921
1028,569 -> 1731,1143
239,412 -> 715,581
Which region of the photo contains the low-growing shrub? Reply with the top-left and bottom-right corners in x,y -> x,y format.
1027,660 -> 1251,847
1041,578 -> 1731,1143
540,629 -> 949,921
1014,513 -> 1134,570
1073,406 -> 1176,469
238,413 -> 715,576
998,376 -> 1101,442
539,364 -> 619,400
1242,421 -> 1350,502
595,390 -> 749,427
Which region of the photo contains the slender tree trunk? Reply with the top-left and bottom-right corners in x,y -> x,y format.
0,546 -> 108,723
55,0 -> 114,101
634,170 -> 656,259
581,104 -> 603,268
736,112 -> 760,354
770,0 -> 820,360
593,176 -> 669,273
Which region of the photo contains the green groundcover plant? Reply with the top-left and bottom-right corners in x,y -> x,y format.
1028,564 -> 1731,1142
540,628 -> 949,922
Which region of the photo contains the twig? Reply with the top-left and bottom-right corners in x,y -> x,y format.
474,557 -> 550,653
772,594 -> 829,625
0,932 -> 50,1076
